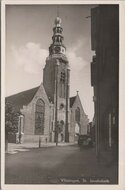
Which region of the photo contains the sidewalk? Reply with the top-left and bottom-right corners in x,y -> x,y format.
7,142 -> 77,154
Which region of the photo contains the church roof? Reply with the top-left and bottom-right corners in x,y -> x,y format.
70,96 -> 76,108
6,86 -> 40,109
6,86 -> 77,109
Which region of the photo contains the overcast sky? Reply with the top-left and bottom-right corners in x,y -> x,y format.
5,4 -> 96,121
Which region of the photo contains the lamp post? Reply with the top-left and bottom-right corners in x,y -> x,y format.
18,114 -> 24,144
65,65 -> 70,142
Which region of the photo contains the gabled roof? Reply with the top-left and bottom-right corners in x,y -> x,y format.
6,86 -> 40,109
6,87 -> 77,109
70,96 -> 76,108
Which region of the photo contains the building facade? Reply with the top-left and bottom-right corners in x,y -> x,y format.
91,5 -> 119,159
6,16 -> 89,144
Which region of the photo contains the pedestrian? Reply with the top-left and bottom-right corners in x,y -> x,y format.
61,133 -> 64,142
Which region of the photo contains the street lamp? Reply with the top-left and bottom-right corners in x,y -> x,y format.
65,65 -> 70,142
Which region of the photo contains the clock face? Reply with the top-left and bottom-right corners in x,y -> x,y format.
61,47 -> 65,54
55,46 -> 60,53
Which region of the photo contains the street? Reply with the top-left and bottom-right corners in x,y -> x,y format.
5,145 -> 118,184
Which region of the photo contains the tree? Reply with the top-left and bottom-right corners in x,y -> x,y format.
5,101 -> 21,152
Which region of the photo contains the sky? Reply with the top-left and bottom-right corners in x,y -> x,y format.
5,4 -> 96,121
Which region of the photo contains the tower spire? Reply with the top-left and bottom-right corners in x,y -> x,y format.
47,13 -> 68,63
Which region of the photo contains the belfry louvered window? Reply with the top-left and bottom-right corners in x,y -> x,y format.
60,71 -> 65,98
35,99 -> 45,135
60,72 -> 65,83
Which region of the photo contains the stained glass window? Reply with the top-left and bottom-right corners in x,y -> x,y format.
35,99 -> 45,135
75,107 -> 80,123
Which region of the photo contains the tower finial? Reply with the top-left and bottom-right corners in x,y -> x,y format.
55,5 -> 61,26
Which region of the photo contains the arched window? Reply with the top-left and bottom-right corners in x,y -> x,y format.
35,99 -> 45,135
60,71 -> 65,98
75,107 -> 80,123
59,120 -> 64,134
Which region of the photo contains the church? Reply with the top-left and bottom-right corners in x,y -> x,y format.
6,16 -> 89,143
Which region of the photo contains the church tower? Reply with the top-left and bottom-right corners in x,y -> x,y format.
43,16 -> 70,142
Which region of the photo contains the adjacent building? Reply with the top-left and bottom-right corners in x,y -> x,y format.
91,5 -> 119,159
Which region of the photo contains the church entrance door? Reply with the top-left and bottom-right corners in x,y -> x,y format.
75,123 -> 80,141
